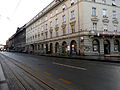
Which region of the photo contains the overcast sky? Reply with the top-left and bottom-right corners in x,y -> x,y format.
0,0 -> 52,45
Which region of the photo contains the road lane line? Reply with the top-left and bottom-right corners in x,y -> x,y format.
58,78 -> 72,84
53,62 -> 87,70
44,72 -> 51,76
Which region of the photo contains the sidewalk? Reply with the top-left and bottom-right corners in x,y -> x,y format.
0,64 -> 9,90
42,54 -> 120,63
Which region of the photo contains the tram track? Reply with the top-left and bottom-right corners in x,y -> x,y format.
0,54 -> 72,90
0,54 -> 55,90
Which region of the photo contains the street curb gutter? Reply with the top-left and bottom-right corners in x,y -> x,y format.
0,64 -> 9,90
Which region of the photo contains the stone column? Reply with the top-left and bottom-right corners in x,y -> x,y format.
100,38 -> 104,55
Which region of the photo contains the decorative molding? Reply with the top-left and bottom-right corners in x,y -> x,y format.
70,21 -> 76,25
70,17 -> 75,20
91,17 -> 99,23
112,19 -> 118,24
102,18 -> 109,23
55,25 -> 59,31
61,23 -> 66,29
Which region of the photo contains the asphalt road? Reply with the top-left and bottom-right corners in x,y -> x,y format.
1,52 -> 120,90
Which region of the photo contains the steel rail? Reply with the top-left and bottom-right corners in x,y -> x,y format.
1,54 -> 56,90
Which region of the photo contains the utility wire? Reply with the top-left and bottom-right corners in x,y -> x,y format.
11,0 -> 22,19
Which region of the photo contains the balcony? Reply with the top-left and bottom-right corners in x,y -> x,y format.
55,25 -> 59,31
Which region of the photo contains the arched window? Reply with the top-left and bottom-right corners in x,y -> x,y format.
55,42 -> 59,53
104,40 -> 110,54
70,40 -> 77,55
114,40 -> 119,51
62,41 -> 67,55
93,39 -> 99,52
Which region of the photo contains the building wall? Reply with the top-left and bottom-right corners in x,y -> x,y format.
26,0 -> 120,55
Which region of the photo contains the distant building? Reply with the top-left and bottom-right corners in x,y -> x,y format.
0,44 -> 5,51
6,25 -> 26,52
14,25 -> 26,52
6,34 -> 15,52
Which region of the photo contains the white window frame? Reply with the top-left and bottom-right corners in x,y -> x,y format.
104,24 -> 108,31
102,0 -> 106,4
92,7 -> 96,16
103,9 -> 107,17
50,13 -> 52,17
93,23 -> 97,31
56,31 -> 59,37
45,16 -> 48,21
114,25 -> 117,32
63,29 -> 66,35
113,11 -> 117,19
56,9 -> 58,14
62,15 -> 66,22
92,0 -> 95,2
50,21 -> 52,27
71,10 -> 75,19
56,18 -> 58,25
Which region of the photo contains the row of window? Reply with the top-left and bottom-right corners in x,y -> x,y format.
29,0 -> 75,29
28,10 -> 75,31
49,10 -> 75,27
93,23 -> 118,32
93,39 -> 119,52
27,24 -> 75,42
92,0 -> 117,6
92,8 -> 117,18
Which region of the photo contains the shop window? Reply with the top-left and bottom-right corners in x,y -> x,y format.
93,40 -> 99,52
114,40 -> 119,51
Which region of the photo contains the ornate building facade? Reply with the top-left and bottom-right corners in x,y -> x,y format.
26,0 -> 120,55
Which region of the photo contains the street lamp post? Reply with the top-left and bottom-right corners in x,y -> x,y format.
77,0 -> 80,55
67,6 -> 70,56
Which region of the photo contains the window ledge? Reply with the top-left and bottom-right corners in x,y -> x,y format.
70,17 -> 75,20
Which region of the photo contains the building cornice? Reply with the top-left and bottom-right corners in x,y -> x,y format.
26,0 -> 65,28
82,0 -> 120,8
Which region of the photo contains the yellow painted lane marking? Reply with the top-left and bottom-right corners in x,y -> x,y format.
58,78 -> 72,84
104,65 -> 113,67
88,63 -> 96,65
44,72 -> 51,76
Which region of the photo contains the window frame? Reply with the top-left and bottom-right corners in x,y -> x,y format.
93,23 -> 97,31
92,7 -> 96,16
71,10 -> 75,19
62,15 -> 66,22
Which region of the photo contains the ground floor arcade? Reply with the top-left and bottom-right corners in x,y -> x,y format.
26,36 -> 120,56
